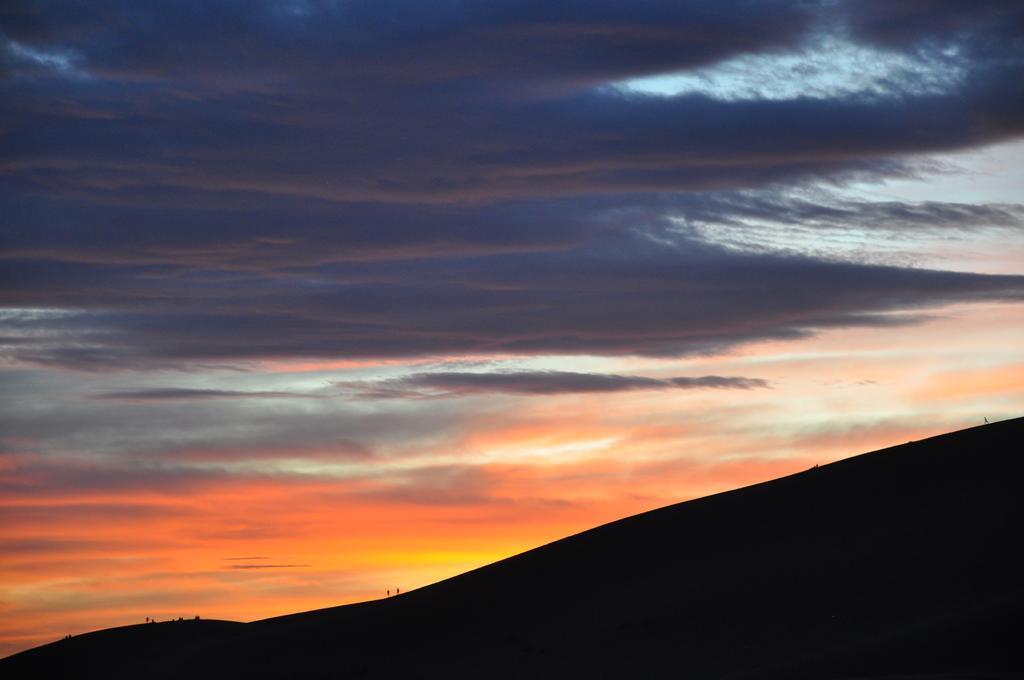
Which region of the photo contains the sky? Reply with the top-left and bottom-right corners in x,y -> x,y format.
1,0 -> 1023,657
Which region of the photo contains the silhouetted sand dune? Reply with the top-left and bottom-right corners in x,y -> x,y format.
3,418 -> 1021,679
0,619 -> 245,677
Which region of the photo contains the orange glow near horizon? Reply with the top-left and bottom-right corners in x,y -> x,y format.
2,301 -> 1023,658
6,2 -> 1024,666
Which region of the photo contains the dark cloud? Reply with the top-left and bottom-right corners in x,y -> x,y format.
2,82 -> 1020,209
344,370 -> 768,398
1,1 -> 1022,372
842,0 -> 1024,49
1,0 -> 812,85
1,191 -> 1019,277
3,229 -> 1023,370
0,194 -> 606,269
1,2 -> 1021,217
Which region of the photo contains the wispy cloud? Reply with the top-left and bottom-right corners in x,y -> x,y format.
92,388 -> 322,401
341,371 -> 768,398
225,564 -> 310,570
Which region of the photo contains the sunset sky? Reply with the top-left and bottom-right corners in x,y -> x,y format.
2,0 -> 1023,657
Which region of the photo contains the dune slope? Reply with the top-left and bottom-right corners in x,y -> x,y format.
3,418 -> 1021,679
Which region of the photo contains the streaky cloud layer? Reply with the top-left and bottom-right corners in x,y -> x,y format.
340,370 -> 768,398
1,0 -> 1023,659
2,0 -> 1023,369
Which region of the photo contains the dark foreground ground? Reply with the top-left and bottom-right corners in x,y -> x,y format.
3,418 -> 1021,679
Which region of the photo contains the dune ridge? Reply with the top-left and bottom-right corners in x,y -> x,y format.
3,418 -> 1021,679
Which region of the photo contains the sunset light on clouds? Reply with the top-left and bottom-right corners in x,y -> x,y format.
2,0 -> 1023,658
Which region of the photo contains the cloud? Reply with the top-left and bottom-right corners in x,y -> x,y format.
1,3 -> 1021,214
343,370 -> 768,398
335,464 -> 506,507
92,388 -> 320,400
0,456 -> 231,500
678,193 -> 1024,234
667,376 -> 768,389
224,564 -> 309,570
0,1 -> 813,85
674,192 -> 1024,263
2,1 -> 1022,377
4,228 -> 1023,370
0,501 -> 196,524
0,537 -> 126,558
3,82 -> 1021,208
842,0 -> 1024,49
0,368 -> 462,462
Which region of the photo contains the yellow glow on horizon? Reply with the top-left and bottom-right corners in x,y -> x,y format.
2,301 -> 1023,657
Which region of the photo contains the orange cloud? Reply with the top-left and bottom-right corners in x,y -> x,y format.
4,302 -> 1024,657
